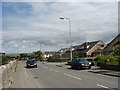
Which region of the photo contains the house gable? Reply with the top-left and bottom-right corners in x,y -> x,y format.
103,34 -> 120,55
87,40 -> 106,56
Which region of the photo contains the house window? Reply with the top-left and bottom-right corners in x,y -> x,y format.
79,46 -> 84,50
72,48 -> 74,51
87,45 -> 90,48
101,44 -> 104,47
61,50 -> 63,52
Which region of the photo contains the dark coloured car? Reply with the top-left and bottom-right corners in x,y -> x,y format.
26,60 -> 37,68
70,58 -> 92,69
67,60 -> 71,65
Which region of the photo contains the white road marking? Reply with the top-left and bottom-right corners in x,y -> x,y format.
72,76 -> 82,80
64,73 -> 82,80
97,84 -> 109,89
38,64 -> 41,67
64,73 -> 72,77
49,69 -> 53,71
52,70 -> 59,72
49,68 -> 59,72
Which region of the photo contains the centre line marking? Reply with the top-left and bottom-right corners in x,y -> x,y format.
49,68 -> 59,72
49,69 -> 53,70
64,73 -> 72,77
97,84 -> 109,89
64,73 -> 82,80
72,76 -> 82,80
53,70 -> 59,72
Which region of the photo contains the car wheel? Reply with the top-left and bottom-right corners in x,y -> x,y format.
35,65 -> 37,68
77,64 -> 82,69
26,65 -> 29,68
88,66 -> 91,69
71,66 -> 75,69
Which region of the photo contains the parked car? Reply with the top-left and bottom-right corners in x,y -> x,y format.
70,58 -> 92,69
26,60 -> 37,68
67,60 -> 72,65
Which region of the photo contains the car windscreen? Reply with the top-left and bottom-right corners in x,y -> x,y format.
26,60 -> 36,63
77,58 -> 87,62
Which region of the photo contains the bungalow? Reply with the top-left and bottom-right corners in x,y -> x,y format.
103,34 -> 120,55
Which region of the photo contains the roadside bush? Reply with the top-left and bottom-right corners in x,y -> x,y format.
95,55 -> 119,65
111,44 -> 120,64
106,55 -> 118,64
114,56 -> 120,64
2,55 -> 10,65
95,55 -> 107,64
73,56 -> 79,58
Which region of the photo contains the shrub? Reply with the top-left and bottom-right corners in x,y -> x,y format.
95,55 -> 108,64
73,56 -> 79,58
95,55 -> 119,65
2,55 -> 10,65
107,55 -> 118,64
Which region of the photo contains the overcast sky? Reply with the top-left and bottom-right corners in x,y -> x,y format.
1,1 -> 118,53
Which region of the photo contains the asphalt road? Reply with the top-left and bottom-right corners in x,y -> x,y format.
11,61 -> 118,89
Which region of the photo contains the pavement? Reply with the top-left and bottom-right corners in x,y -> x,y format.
11,61 -> 119,89
47,62 -> 120,77
11,61 -> 42,88
87,67 -> 120,77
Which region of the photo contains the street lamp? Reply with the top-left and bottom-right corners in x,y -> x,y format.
60,16 -> 72,61
14,44 -> 19,54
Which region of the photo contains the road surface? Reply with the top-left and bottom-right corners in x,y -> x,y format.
11,61 -> 118,89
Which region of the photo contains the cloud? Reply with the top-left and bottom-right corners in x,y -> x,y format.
2,0 -> 119,2
0,1 -> 2,52
2,2 -> 118,53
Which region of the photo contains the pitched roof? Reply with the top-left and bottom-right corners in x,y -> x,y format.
73,40 -> 100,53
103,34 -> 120,51
58,48 -> 68,52
93,48 -> 103,53
44,51 -> 55,54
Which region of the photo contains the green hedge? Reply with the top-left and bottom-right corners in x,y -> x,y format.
0,55 -> 10,65
95,55 -> 119,64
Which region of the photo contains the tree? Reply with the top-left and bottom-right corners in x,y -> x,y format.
111,44 -> 120,56
33,51 -> 43,61
1,55 -> 10,65
111,44 -> 120,64
20,53 -> 30,60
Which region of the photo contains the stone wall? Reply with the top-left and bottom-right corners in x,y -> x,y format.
0,60 -> 17,89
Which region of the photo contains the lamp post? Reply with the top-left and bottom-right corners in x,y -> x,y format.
60,16 -> 72,61
14,43 -> 19,61
14,44 -> 19,54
